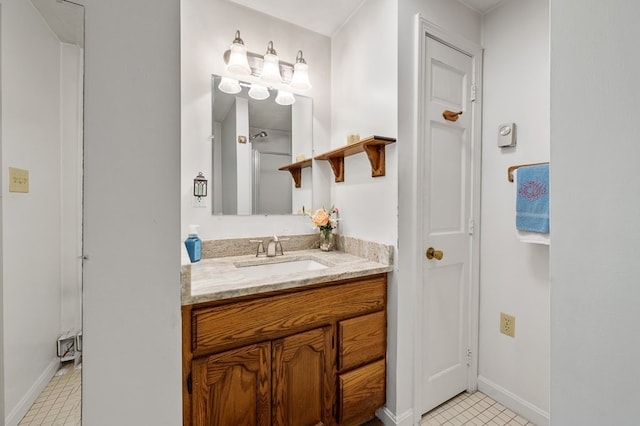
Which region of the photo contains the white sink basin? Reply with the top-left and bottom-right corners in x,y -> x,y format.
236,259 -> 328,278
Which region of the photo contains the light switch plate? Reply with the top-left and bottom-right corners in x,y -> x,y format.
9,167 -> 29,193
498,123 -> 516,148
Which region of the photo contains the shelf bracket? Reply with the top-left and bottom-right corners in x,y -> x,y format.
278,159 -> 312,188
362,143 -> 387,177
287,168 -> 302,188
327,157 -> 345,183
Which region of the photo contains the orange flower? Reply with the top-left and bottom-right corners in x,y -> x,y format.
312,208 -> 330,227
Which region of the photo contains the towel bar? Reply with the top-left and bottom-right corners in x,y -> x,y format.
508,162 -> 549,182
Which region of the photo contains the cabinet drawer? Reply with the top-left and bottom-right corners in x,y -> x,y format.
191,275 -> 386,356
338,359 -> 385,426
338,310 -> 385,371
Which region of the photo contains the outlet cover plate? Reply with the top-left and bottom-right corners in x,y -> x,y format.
500,312 -> 515,337
9,167 -> 29,193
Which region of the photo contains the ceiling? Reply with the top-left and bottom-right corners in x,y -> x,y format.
31,0 -> 505,49
459,0 -> 506,14
227,0 -> 505,37
227,0 -> 366,37
31,0 -> 84,47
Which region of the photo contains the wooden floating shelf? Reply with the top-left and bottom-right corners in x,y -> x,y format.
314,135 -> 396,182
278,158 -> 312,188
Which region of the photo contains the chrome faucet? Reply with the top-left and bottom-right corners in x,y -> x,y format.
266,236 -> 284,257
251,236 -> 288,257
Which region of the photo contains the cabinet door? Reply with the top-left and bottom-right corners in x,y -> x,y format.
192,342 -> 271,426
272,327 -> 335,426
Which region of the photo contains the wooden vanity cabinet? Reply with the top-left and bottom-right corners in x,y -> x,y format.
182,273 -> 387,426
191,342 -> 271,425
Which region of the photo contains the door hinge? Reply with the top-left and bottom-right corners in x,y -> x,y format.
468,218 -> 474,235
471,84 -> 477,102
186,373 -> 193,395
467,348 -> 472,366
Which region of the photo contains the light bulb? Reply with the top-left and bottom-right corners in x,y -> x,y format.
248,84 -> 270,100
226,30 -> 251,75
261,41 -> 282,84
290,51 -> 312,91
218,77 -> 241,94
275,90 -> 295,106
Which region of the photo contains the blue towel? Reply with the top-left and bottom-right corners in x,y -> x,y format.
516,164 -> 549,233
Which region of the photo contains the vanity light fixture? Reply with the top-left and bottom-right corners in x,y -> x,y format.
275,90 -> 295,106
218,76 -> 241,94
261,41 -> 282,84
223,30 -> 312,94
290,50 -> 312,91
225,30 -> 251,75
193,172 -> 208,199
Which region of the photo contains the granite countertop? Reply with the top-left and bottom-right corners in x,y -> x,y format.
181,236 -> 393,306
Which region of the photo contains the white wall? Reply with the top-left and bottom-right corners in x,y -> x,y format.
331,0 -> 398,245
181,0 -> 331,240
79,0 -> 182,424
1,1 -> 63,422
477,2 -> 550,424
550,1 -> 640,424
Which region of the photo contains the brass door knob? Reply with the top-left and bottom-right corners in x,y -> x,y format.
426,247 -> 444,260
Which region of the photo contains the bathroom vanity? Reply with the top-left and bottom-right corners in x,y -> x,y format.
181,236 -> 393,426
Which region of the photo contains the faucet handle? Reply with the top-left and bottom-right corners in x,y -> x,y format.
274,237 -> 289,256
274,240 -> 284,256
249,239 -> 265,257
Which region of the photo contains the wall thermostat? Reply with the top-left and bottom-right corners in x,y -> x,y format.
498,123 -> 516,148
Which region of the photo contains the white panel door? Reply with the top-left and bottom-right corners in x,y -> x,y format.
420,35 -> 475,414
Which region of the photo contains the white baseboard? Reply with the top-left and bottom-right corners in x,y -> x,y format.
5,358 -> 59,426
477,376 -> 549,426
376,406 -> 415,426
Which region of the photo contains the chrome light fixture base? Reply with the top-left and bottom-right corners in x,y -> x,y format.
223,49 -> 295,84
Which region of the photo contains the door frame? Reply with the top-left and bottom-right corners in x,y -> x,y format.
413,15 -> 483,421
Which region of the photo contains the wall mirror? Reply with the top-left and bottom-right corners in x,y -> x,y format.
211,74 -> 313,215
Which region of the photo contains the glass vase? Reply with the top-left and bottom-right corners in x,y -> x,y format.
319,229 -> 335,251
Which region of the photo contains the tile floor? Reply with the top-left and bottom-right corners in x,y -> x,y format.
421,391 -> 536,426
18,363 -> 81,426
17,367 -> 532,426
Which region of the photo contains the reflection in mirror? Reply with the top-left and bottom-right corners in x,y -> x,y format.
211,75 -> 313,215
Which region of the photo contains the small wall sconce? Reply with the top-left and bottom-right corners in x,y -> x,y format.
193,172 -> 208,199
220,30 -> 312,103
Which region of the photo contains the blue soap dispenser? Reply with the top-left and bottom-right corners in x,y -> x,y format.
184,225 -> 202,263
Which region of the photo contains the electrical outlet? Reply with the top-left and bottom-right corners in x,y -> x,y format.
9,167 -> 29,193
500,312 -> 515,337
